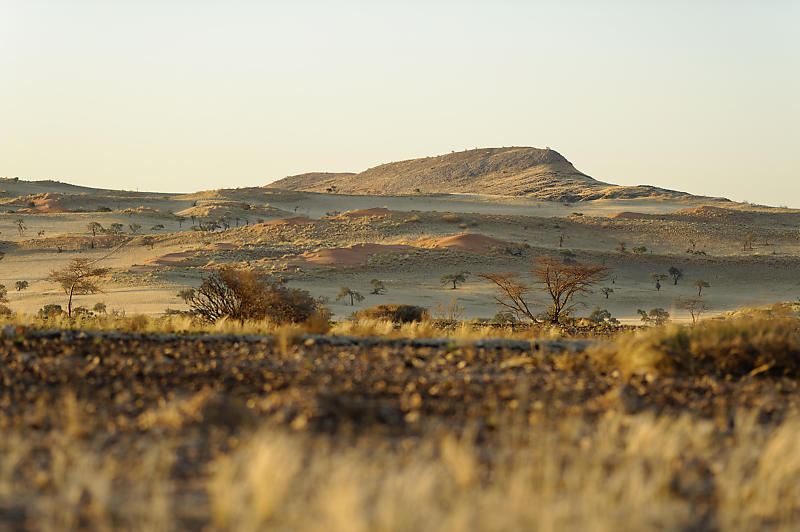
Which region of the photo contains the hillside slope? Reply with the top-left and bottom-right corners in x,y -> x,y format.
267,147 -> 697,201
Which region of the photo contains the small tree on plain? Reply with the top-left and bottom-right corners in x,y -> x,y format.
637,308 -> 670,326
531,257 -> 610,324
650,273 -> 667,291
15,218 -> 25,236
476,272 -> 538,322
441,271 -> 469,290
369,279 -> 386,295
93,302 -> 107,314
678,297 -> 709,326
668,266 -> 683,285
48,258 -> 110,317
695,279 -> 710,296
109,223 -> 124,234
601,287 -> 613,299
336,286 -> 364,306
129,223 -> 142,234
15,280 -> 28,291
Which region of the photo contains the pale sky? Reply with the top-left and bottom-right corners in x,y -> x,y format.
1,1 -> 798,205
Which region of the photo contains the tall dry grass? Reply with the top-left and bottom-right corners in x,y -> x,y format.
590,317 -> 800,378
203,410 -> 798,531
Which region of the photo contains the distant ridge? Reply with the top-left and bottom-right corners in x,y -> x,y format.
267,147 -> 700,201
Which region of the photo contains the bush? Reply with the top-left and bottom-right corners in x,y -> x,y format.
590,318 -> 800,378
442,213 -> 461,223
37,304 -> 64,319
356,304 -> 428,323
190,267 -> 325,324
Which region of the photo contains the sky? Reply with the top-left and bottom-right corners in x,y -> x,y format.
1,0 -> 798,205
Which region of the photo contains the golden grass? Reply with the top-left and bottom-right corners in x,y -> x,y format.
204,412 -> 800,531
4,405 -> 797,531
590,317 -> 800,378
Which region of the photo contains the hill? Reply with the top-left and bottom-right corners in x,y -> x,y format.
267,147 -> 701,201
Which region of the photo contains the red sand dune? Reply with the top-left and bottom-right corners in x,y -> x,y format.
412,233 -> 510,254
131,250 -> 201,272
327,207 -> 393,219
261,216 -> 314,226
15,193 -> 68,214
607,211 -> 651,220
297,243 -> 412,267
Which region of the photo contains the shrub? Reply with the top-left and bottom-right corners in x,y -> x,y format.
356,304 -> 428,323
442,213 -> 461,223
190,267 -> 325,324
590,318 -> 800,378
37,304 -> 64,319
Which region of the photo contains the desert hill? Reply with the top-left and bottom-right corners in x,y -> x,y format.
267,147 -> 703,202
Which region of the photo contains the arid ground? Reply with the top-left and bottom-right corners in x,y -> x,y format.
1,158 -> 799,324
1,149 -> 799,530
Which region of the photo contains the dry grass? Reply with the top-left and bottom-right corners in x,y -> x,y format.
206,411 -> 800,532
1,315 -> 799,530
590,317 -> 800,378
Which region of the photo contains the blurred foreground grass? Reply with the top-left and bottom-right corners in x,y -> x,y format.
1,311 -> 798,530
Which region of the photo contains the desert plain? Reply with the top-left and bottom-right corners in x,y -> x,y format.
1,147 -> 799,531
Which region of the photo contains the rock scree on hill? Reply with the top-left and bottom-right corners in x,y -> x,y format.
266,146 -> 701,202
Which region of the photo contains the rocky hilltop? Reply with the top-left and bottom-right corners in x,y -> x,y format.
267,147 -> 700,201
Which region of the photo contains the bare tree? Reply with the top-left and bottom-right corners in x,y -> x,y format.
15,218 -> 25,236
531,257 -> 610,324
678,297 -> 710,326
48,258 -> 110,317
129,223 -> 142,234
601,287 -> 614,299
477,272 -> 538,323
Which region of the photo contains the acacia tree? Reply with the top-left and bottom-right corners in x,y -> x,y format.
370,279 -> 386,295
15,280 -> 28,291
695,279 -> 710,296
477,272 -> 538,322
650,273 -> 667,291
601,287 -> 614,299
531,257 -> 610,323
679,297 -> 709,326
48,258 -> 110,317
480,257 -> 610,324
441,271 -> 469,290
668,266 -> 683,285
88,221 -> 103,249
336,286 -> 364,306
